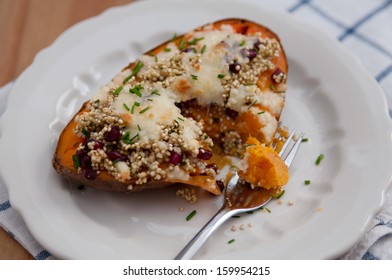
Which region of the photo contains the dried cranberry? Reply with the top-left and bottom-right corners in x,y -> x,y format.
225,108 -> 239,119
216,180 -> 225,192
93,141 -> 104,150
197,147 -> 213,160
241,48 -> 257,60
107,151 -> 127,161
170,151 -> 182,165
76,150 -> 87,161
253,39 -> 263,51
80,155 -> 92,169
104,125 -> 121,142
83,168 -> 97,180
229,61 -> 241,73
206,163 -> 218,173
272,68 -> 283,78
85,139 -> 104,150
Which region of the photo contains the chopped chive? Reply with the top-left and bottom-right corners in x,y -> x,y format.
139,106 -> 150,114
123,61 -> 144,84
186,210 -> 197,221
228,239 -> 235,244
122,131 -> 131,141
305,180 -> 311,185
187,37 -> 204,45
269,83 -> 275,91
245,83 -> 255,86
217,74 -> 225,79
164,47 -> 171,52
191,74 -> 198,80
258,111 -> 265,115
264,207 -> 271,213
171,33 -> 177,41
129,85 -> 144,97
94,99 -> 100,104
178,117 -> 184,121
72,155 -> 80,169
131,105 -> 135,114
151,89 -> 160,96
272,190 -> 285,199
125,133 -> 139,144
123,103 -> 130,111
113,86 -> 123,97
201,44 -> 207,54
302,138 -> 309,142
315,154 -> 324,165
247,100 -> 257,110
178,37 -> 185,51
147,98 -> 153,101
239,40 -> 246,46
191,47 -> 197,53
134,101 -> 140,107
137,124 -> 141,131
81,127 -> 89,138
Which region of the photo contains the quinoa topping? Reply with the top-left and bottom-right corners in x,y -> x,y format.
72,24 -> 286,187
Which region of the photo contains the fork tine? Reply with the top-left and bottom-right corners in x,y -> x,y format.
278,129 -> 296,157
283,133 -> 304,168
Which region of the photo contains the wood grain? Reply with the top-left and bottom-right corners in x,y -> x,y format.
0,0 -> 135,260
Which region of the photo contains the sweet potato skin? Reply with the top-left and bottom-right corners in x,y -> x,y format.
52,18 -> 288,194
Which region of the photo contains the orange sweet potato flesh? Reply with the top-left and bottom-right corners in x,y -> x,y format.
239,137 -> 288,190
52,18 -> 288,195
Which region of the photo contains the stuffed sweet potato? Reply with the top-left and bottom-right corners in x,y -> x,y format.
52,18 -> 289,195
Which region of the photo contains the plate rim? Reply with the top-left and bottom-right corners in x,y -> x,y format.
1,0 -> 392,259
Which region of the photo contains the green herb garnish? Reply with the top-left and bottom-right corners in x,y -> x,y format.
137,124 -> 141,131
129,85 -> 144,97
123,131 -> 131,142
239,40 -> 246,46
164,48 -> 171,52
187,37 -> 204,45
228,239 -> 235,244
304,180 -> 311,185
81,127 -> 89,138
178,117 -> 184,121
217,74 -> 225,79
113,86 -> 123,97
124,133 -> 139,144
139,106 -> 150,114
302,138 -> 309,143
258,111 -> 265,115
247,100 -> 257,110
171,33 -> 177,42
315,154 -> 324,165
191,74 -> 198,80
178,37 -> 185,51
272,190 -> 285,199
123,61 -> 144,84
186,210 -> 197,221
123,103 -> 130,111
151,89 -> 160,96
201,44 -> 207,54
72,155 -> 80,169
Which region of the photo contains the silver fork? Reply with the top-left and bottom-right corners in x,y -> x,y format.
174,130 -> 303,260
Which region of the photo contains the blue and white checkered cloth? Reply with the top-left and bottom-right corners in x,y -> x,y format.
0,0 -> 391,260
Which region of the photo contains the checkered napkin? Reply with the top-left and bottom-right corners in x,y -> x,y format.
0,0 -> 391,260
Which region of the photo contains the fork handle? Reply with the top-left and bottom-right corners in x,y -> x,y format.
174,206 -> 234,260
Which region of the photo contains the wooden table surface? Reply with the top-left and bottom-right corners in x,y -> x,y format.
0,0 -> 135,260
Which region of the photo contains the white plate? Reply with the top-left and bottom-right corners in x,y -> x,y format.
1,0 -> 391,260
